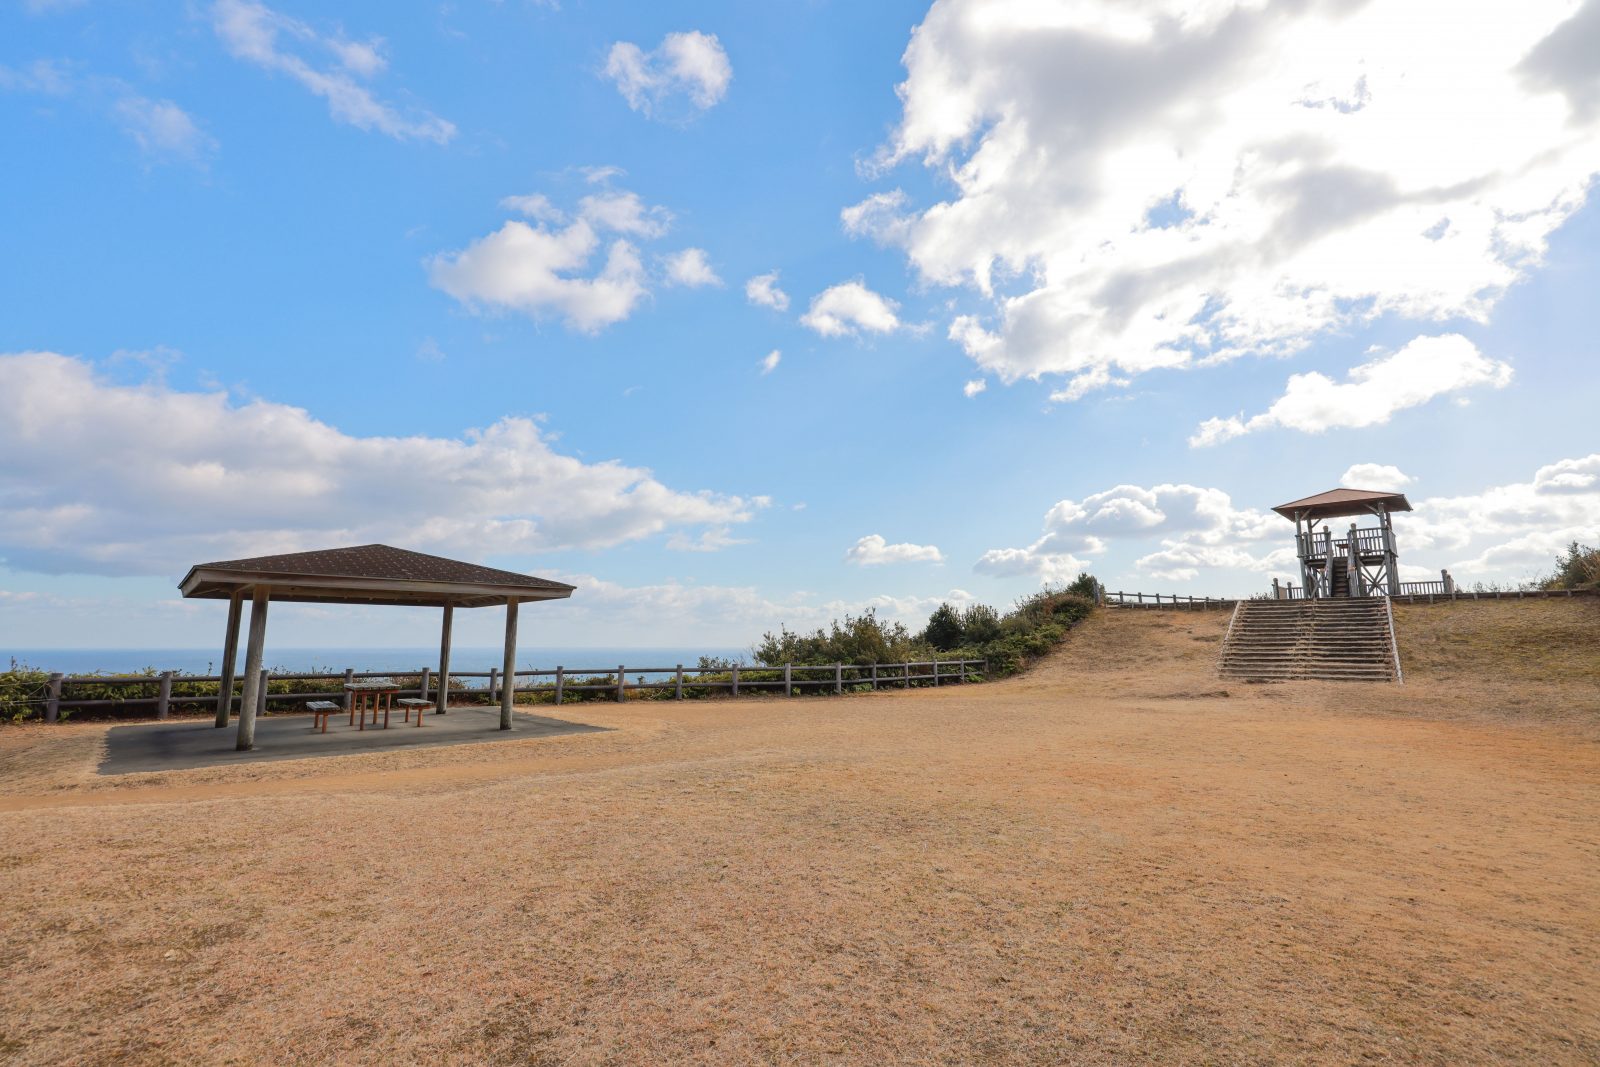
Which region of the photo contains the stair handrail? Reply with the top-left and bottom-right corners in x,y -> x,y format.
1383,594 -> 1403,685
1218,600 -> 1244,678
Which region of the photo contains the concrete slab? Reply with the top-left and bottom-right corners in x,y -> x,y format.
100,706 -> 607,775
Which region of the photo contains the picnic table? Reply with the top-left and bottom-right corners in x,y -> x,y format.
345,679 -> 399,730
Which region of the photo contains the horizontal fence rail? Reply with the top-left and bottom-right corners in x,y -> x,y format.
1101,591 -> 1238,610
5,658 -> 989,722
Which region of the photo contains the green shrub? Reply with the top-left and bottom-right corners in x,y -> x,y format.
1544,542 -> 1600,591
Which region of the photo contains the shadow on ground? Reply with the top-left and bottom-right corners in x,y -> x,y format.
100,706 -> 607,774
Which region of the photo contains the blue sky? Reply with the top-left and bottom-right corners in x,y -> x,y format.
2,0 -> 1598,651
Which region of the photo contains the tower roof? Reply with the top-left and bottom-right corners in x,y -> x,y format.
1271,488 -> 1413,523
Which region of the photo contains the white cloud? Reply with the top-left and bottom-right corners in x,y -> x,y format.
113,95 -> 214,162
0,352 -> 758,575
578,191 -> 672,238
1191,335 -> 1512,446
977,483 -> 1278,583
841,189 -> 913,245
663,247 -> 722,288
760,350 -> 781,375
745,271 -> 790,312
1394,454 -> 1600,577
499,193 -> 564,223
211,0 -> 454,143
800,280 -> 901,338
845,534 -> 944,566
0,59 -> 73,94
603,30 -> 731,119
870,0 -> 1600,396
1341,463 -> 1413,490
962,378 -> 986,397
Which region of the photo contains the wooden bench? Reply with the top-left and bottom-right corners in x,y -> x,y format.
396,698 -> 434,726
307,700 -> 340,733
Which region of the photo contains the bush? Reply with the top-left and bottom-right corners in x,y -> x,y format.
959,603 -> 1002,645
1544,542 -> 1600,591
753,609 -> 919,666
921,603 -> 965,651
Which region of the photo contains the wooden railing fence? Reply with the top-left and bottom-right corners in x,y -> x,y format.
12,658 -> 988,723
1101,591 -> 1238,610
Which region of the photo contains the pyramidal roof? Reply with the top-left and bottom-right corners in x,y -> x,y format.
178,544 -> 574,607
1272,488 -> 1413,522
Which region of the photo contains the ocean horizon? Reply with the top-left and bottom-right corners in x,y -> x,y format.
5,646 -> 753,677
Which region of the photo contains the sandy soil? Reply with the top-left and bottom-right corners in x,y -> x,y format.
1,604 -> 1597,1065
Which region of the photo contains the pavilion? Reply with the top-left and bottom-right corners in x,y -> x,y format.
178,545 -> 574,750
1272,488 -> 1411,599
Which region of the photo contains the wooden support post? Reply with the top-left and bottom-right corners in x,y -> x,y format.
215,590 -> 243,727
616,665 -> 626,704
731,663 -> 740,697
834,662 -> 842,695
499,599 -> 518,731
157,671 -> 173,721
45,673 -> 62,723
236,586 -> 270,751
870,663 -> 878,690
419,667 -> 431,703
555,666 -> 565,705
342,668 -> 354,713
784,663 -> 792,697
488,667 -> 499,705
674,665 -> 684,700
437,602 -> 454,715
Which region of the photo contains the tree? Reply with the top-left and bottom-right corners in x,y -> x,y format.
922,602 -> 965,651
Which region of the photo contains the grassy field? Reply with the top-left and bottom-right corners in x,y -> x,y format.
1,601 -> 1597,1064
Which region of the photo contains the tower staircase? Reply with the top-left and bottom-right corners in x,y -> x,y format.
1218,598 -> 1400,682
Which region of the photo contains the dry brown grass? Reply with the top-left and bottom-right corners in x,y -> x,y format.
2,603 -> 1597,1065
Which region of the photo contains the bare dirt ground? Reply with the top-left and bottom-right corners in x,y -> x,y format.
2,602 -> 1597,1065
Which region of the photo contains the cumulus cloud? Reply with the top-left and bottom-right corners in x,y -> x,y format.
663,247 -> 722,288
1191,335 -> 1512,446
211,0 -> 454,143
429,187 -> 689,332
113,95 -> 215,162
603,30 -> 731,119
760,350 -> 781,375
0,352 -> 759,575
870,0 -> 1600,397
1395,454 -> 1600,578
977,483 -> 1279,582
845,535 -> 944,566
745,271 -> 790,312
800,280 -> 901,338
1341,463 -> 1413,490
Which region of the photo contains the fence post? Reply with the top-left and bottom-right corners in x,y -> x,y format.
46,673 -> 62,723
870,663 -> 878,690
419,667 -> 431,703
488,667 -> 499,705
554,666 -> 564,705
834,662 -> 842,695
731,663 -> 740,697
157,671 -> 173,720
613,665 -> 624,703
932,658 -> 940,686
256,669 -> 268,717
783,662 -> 792,697
675,665 -> 684,700
342,668 -> 353,713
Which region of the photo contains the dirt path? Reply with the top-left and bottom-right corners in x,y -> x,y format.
2,607 -> 1596,1064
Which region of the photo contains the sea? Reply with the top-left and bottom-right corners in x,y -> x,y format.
4,647 -> 752,678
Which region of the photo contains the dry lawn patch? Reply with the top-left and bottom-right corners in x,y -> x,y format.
1,605 -> 1597,1064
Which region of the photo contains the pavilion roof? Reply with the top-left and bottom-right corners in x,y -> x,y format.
1271,488 -> 1413,523
178,544 -> 574,608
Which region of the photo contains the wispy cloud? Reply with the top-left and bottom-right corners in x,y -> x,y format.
211,0 -> 454,143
